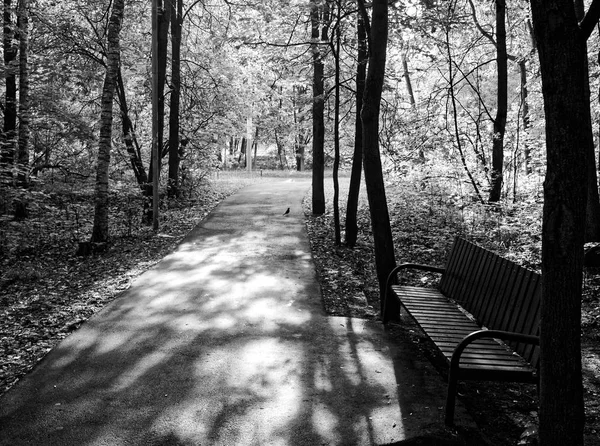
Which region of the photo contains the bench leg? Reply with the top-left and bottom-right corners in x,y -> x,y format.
445,368 -> 458,426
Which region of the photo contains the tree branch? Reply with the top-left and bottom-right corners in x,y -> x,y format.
467,0 -> 495,46
580,0 -> 600,40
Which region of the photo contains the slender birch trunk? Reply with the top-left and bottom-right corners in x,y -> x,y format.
91,0 -> 125,243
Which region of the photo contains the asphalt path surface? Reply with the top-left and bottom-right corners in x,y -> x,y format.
0,178 -> 475,445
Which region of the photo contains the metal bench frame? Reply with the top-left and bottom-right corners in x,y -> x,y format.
383,237 -> 540,425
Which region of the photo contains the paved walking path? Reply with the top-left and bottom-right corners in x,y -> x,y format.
0,178 -> 475,446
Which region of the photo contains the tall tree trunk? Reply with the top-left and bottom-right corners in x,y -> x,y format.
358,0 -> 398,319
168,0 -> 182,198
116,68 -> 148,188
519,59 -> 532,175
252,127 -> 259,168
489,0 -> 507,202
91,0 -> 125,243
296,145 -> 304,171
16,0 -> 28,187
332,0 -> 341,245
148,1 -> 170,189
598,44 -> 600,210
311,0 -> 325,214
158,0 -> 170,153
530,0 -> 587,443
402,55 -> 416,107
345,9 -> 367,248
293,85 -> 306,172
239,137 -> 246,166
574,0 -> 600,242
1,0 -> 17,180
275,130 -> 286,169
523,19 -> 536,176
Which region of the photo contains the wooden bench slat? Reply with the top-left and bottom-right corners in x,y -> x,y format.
497,262 -> 531,336
477,257 -> 508,327
433,340 -> 510,351
417,318 -> 479,327
462,241 -> 489,310
418,324 -> 480,334
508,269 -> 538,334
404,308 -> 476,320
459,364 -> 535,373
456,240 -> 481,303
455,357 -> 530,367
445,351 -> 522,361
515,274 -> 541,367
439,352 -> 531,368
419,324 -> 482,333
470,249 -> 497,317
417,327 -> 483,336
400,299 -> 462,309
442,238 -> 473,297
429,334 -> 499,344
488,260 -> 518,327
435,346 -> 513,358
400,310 -> 470,320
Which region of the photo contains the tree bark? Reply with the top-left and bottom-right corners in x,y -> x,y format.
519,59 -> 532,175
91,0 -> 124,243
489,0 -> 507,202
332,1 -> 341,245
530,0 -> 587,443
275,130 -> 286,169
293,86 -> 306,172
358,0 -> 398,319
116,68 -> 148,188
345,9 -> 367,248
402,55 -> 416,107
16,0 -> 29,187
158,0 -> 170,152
1,0 -> 17,180
252,127 -> 259,168
168,0 -> 182,198
310,0 -> 326,214
573,0 -> 600,242
148,1 -> 170,189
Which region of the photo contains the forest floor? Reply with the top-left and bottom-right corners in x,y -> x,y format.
1,171 -> 599,445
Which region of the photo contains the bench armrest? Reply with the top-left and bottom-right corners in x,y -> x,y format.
445,329 -> 539,425
450,329 -> 540,370
383,263 -> 445,323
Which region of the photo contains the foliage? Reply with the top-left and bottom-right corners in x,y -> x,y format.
0,0 -> 593,206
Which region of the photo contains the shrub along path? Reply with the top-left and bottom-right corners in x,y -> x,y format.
0,177 -> 480,446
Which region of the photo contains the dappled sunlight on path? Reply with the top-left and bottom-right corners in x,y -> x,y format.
0,178 -> 467,445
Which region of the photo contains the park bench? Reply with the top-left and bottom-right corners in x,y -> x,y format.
383,236 -> 540,425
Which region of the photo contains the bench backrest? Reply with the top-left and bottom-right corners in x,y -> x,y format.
439,237 -> 541,368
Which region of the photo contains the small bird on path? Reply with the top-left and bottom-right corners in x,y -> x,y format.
283,208 -> 290,215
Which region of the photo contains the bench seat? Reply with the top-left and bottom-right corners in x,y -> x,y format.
393,285 -> 537,379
